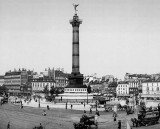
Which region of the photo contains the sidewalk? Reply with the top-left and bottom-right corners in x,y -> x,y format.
19,99 -> 105,111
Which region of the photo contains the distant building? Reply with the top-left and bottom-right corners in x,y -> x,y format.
102,75 -> 114,83
55,70 -> 68,87
90,83 -> 103,93
151,73 -> 160,81
32,68 -> 68,88
4,69 -> 31,96
42,68 -> 55,79
124,73 -> 152,95
116,82 -> 129,97
128,81 -> 139,96
141,80 -> 160,99
106,82 -> 117,97
0,75 -> 4,86
124,73 -> 151,82
30,78 -> 55,94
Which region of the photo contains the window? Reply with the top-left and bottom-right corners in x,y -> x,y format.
157,87 -> 159,91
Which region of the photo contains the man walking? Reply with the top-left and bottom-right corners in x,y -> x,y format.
39,123 -> 43,129
66,102 -> 67,109
118,120 -> 121,129
158,103 -> 160,117
94,112 -> 98,129
90,108 -> 92,114
7,122 -> 10,129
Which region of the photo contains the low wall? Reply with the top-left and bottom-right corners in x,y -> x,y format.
54,98 -> 95,103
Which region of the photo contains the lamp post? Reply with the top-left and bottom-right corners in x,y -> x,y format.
86,84 -> 89,104
38,95 -> 40,108
96,90 -> 98,111
87,89 -> 88,104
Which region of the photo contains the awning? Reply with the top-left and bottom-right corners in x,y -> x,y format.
117,94 -> 130,97
8,90 -> 21,93
105,101 -> 120,105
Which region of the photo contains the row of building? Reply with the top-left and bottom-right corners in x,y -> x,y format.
0,68 -> 68,96
116,73 -> 160,99
1,69 -> 160,100
83,73 -> 160,100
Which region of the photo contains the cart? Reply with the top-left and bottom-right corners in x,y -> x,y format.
126,106 -> 134,115
131,111 -> 159,127
73,115 -> 97,129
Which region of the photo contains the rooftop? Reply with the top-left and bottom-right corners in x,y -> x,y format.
0,75 -> 4,79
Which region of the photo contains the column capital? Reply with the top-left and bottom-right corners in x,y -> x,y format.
70,14 -> 82,27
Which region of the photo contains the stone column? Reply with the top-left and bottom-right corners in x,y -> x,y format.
70,14 -> 82,74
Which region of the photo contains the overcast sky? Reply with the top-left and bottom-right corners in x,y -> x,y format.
0,0 -> 160,79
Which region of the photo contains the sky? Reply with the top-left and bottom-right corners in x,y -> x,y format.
0,0 -> 160,79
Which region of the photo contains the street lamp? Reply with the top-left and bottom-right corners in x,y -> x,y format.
39,97 -> 40,108
87,89 -> 88,104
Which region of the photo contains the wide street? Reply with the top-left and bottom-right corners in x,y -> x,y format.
0,103 -> 160,129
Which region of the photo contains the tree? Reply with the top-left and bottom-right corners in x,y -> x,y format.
43,85 -> 49,96
108,82 -> 117,88
0,85 -> 8,96
50,86 -> 55,95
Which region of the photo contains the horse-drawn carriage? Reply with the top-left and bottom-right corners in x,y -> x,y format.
126,106 -> 134,115
131,110 -> 159,127
73,115 -> 97,129
0,96 -> 8,104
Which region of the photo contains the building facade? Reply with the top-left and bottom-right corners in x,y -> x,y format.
31,78 -> 55,94
4,70 -> 31,96
0,76 -> 4,86
128,81 -> 139,96
116,82 -> 129,97
101,75 -> 114,83
55,70 -> 68,87
141,81 -> 160,99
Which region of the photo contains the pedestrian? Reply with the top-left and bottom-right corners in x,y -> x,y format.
61,96 -> 62,101
47,105 -> 49,110
158,103 -> 160,118
94,112 -> 98,128
66,102 -> 67,109
39,123 -> 43,129
84,103 -> 85,108
82,110 -> 87,118
96,110 -> 100,116
7,122 -> 10,129
114,115 -> 116,121
90,108 -> 92,114
71,104 -> 73,109
118,120 -> 121,129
